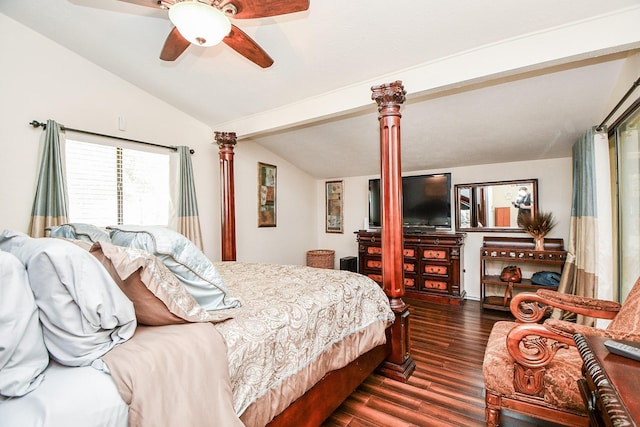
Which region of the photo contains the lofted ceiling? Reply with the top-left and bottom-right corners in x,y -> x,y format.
2,0 -> 640,178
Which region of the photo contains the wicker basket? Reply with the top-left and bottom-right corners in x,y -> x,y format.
306,249 -> 335,269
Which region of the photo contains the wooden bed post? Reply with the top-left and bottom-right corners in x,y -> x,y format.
371,81 -> 416,382
215,131 -> 237,261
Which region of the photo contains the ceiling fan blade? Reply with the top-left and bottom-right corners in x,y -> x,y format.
220,0 -> 309,19
117,0 -> 165,10
160,27 -> 191,61
223,25 -> 273,68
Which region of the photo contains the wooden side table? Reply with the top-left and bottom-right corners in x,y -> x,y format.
574,334 -> 639,427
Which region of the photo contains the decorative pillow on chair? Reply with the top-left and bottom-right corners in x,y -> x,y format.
47,223 -> 110,244
90,241 -> 233,325
0,230 -> 136,367
108,225 -> 240,311
0,250 -> 49,397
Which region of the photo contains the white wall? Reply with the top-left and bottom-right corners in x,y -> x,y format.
1,12 -> 614,290
0,14 -> 316,265
233,140 -> 317,265
0,14 -> 221,258
316,157 -> 573,300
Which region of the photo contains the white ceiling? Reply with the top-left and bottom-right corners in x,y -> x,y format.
2,0 -> 640,178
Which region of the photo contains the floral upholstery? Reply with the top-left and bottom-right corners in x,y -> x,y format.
483,276 -> 640,426
484,321 -> 585,412
608,276 -> 640,332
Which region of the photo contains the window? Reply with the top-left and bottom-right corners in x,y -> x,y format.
610,101 -> 640,302
65,139 -> 171,227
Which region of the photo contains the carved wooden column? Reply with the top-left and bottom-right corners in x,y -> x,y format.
371,81 -> 416,381
215,131 -> 237,261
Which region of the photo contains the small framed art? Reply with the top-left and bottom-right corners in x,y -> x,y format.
258,162 -> 276,227
325,180 -> 344,233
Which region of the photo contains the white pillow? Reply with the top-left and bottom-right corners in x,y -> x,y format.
0,250 -> 48,397
108,225 -> 240,311
0,230 -> 136,367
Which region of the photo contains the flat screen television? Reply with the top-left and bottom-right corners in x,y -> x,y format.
368,173 -> 452,230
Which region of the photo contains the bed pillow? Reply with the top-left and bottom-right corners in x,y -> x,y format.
0,230 -> 136,367
108,225 -> 240,311
0,250 -> 49,397
47,223 -> 110,244
89,242 -> 233,325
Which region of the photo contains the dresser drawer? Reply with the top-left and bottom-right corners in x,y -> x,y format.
365,259 -> 382,270
403,247 -> 418,258
366,246 -> 382,255
404,261 -> 417,273
422,248 -> 450,261
404,274 -> 417,290
366,245 -> 418,258
423,264 -> 448,276
364,258 -> 417,273
421,278 -> 450,293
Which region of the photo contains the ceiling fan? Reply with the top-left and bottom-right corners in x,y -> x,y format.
118,0 -> 310,68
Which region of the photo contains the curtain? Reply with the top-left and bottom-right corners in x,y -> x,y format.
554,128 -> 613,326
28,120 -> 69,237
176,146 -> 203,250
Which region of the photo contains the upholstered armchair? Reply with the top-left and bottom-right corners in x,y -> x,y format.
483,277 -> 640,426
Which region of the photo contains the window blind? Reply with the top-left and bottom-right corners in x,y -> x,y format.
65,139 -> 170,227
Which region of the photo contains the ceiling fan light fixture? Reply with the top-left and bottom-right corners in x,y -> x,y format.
169,1 -> 231,47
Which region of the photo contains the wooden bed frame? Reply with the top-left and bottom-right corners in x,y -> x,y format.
215,81 -> 415,426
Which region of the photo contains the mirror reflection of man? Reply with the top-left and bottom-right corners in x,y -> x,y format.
513,187 -> 532,226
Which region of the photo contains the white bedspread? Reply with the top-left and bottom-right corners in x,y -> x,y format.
213,262 -> 395,424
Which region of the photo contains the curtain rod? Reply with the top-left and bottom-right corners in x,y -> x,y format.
29,120 -> 194,154
596,75 -> 640,132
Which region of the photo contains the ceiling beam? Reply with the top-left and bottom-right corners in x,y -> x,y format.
213,5 -> 640,139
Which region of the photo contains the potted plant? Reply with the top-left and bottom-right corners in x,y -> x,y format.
520,211 -> 556,251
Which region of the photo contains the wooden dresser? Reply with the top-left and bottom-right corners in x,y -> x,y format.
356,230 -> 466,305
575,334 -> 639,426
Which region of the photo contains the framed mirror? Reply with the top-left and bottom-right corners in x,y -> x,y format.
455,179 -> 538,232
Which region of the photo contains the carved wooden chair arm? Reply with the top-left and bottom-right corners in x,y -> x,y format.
545,318 -> 640,342
510,289 -> 621,323
505,323 -> 575,369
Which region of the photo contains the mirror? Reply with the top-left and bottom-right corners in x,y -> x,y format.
455,179 -> 538,232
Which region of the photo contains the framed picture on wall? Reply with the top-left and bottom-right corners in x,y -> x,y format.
325,180 -> 344,233
258,162 -> 276,227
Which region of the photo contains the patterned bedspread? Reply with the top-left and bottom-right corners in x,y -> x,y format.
213,262 -> 395,419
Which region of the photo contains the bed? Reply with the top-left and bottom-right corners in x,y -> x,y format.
0,81 -> 413,427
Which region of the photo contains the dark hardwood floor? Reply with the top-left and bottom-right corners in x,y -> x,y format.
322,298 -> 567,427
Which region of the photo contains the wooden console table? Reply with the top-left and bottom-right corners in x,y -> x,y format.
480,236 -> 566,310
574,333 -> 639,426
